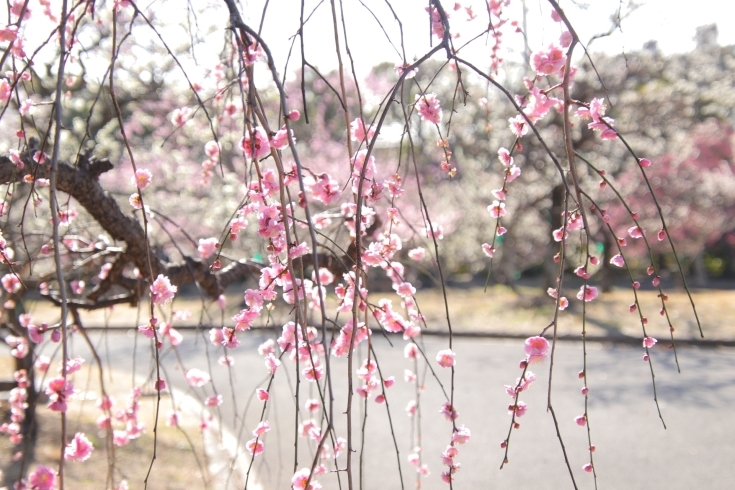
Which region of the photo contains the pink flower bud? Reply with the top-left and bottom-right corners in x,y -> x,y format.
639,158 -> 651,167
51,329 -> 61,343
287,109 -> 300,121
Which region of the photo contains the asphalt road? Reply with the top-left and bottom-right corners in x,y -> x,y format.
33,330 -> 735,489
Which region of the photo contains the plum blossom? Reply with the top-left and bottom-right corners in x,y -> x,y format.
264,353 -> 280,375
577,285 -> 599,302
246,438 -> 265,456
46,377 -> 74,412
524,336 -> 549,364
150,274 -> 177,305
307,173 -> 340,205
575,98 -> 618,140
415,93 -> 442,124
204,395 -> 222,407
610,254 -> 625,267
628,226 -> 645,238
436,349 -> 456,368
185,368 -> 211,387
488,200 -> 506,218
170,107 -> 191,127
291,468 -> 321,490
643,336 -> 657,349
197,237 -> 218,259
240,126 -> 271,160
65,432 -> 94,462
408,247 -> 425,261
508,114 -> 528,138
452,425 -> 471,444
423,222 -> 444,240
28,465 -> 57,490
2,273 -> 21,293
350,117 -> 375,142
531,44 -> 566,76
132,169 -> 152,189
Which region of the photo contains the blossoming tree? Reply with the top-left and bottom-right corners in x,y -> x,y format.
0,0 -> 704,489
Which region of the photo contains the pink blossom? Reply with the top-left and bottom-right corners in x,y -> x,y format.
583,463 -> 593,472
170,107 -> 191,127
28,465 -> 57,490
628,226 -> 645,238
257,389 -> 269,401
204,140 -> 220,158
264,353 -> 280,375
423,222 -> 444,240
291,468 -> 321,490
150,274 -> 177,305
395,62 -> 418,79
408,247 -> 425,261
576,285 -> 599,302
350,117 -> 375,142
452,425 -> 471,444
64,356 -> 85,374
508,115 -> 528,138
197,237 -> 218,259
305,399 -> 320,412
46,377 -> 74,412
643,336 -> 657,349
132,169 -> 152,189
166,411 -> 179,427
240,127 -> 271,160
610,254 -> 625,267
440,401 -> 458,421
64,432 -> 94,462
246,438 -> 265,456
221,327 -> 240,349
498,147 -> 513,166
575,266 -> 590,280
0,25 -> 18,42
436,349 -> 456,368
129,193 -> 142,209
482,243 -> 495,258
524,336 -> 549,364
406,400 -> 417,416
558,297 -> 569,310
560,30 -> 573,48
510,401 -> 528,417
253,421 -> 271,437
308,173 -> 340,205
270,124 -> 293,149
2,273 -> 21,293
19,98 -> 33,116
575,415 -> 587,426
415,93 -> 443,124
488,200 -> 506,218
185,368 -> 211,387
531,44 -> 566,76
404,343 -> 419,359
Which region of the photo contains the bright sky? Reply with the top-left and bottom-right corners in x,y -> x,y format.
242,0 -> 735,77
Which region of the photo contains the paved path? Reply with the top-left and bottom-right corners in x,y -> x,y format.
48,331 -> 735,489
